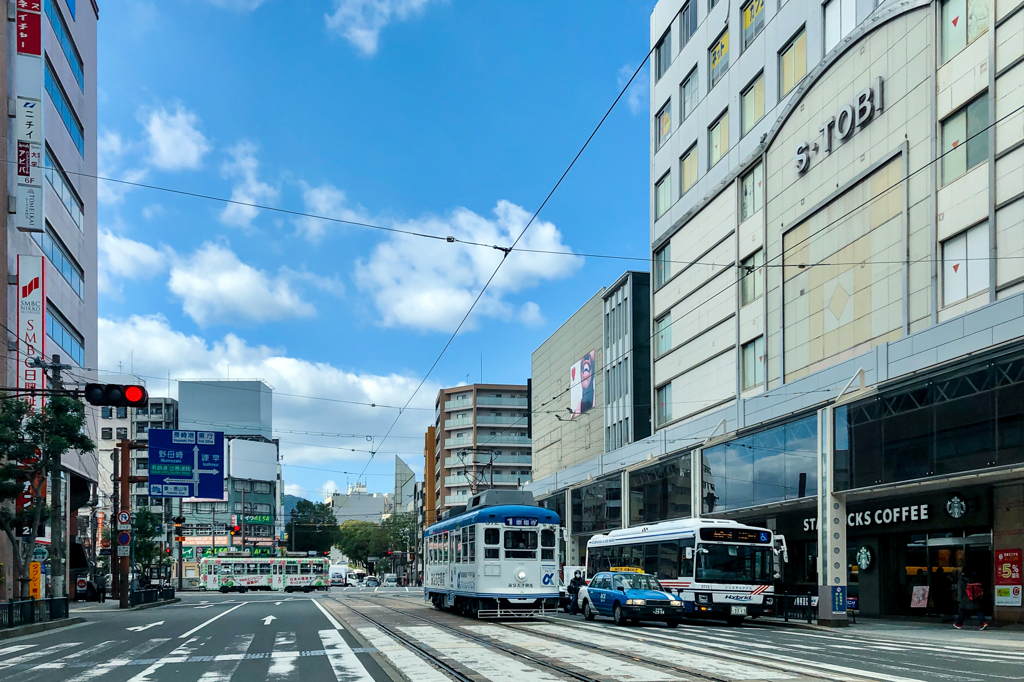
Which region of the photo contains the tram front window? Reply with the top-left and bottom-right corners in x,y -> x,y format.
696,544 -> 773,584
504,530 -> 538,559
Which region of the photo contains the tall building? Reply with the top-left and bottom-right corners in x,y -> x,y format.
325,482 -> 388,525
0,1 -> 99,598
433,384 -> 532,516
178,379 -> 273,440
529,0 -> 1024,625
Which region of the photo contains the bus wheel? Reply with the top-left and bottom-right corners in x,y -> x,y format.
726,616 -> 744,627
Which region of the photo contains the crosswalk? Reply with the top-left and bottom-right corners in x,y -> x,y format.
0,630 -> 373,682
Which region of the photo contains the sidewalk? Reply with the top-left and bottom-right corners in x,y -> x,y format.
757,614 -> 1024,647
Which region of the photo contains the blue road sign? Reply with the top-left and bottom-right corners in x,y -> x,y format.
117,531 -> 130,546
147,429 -> 225,499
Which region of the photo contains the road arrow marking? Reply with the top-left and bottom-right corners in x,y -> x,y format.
274,602 -> 282,606
262,615 -> 277,626
126,621 -> 164,632
194,605 -> 214,609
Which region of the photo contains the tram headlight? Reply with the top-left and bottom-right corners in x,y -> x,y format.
669,600 -> 682,607
626,599 -> 646,606
515,569 -> 528,583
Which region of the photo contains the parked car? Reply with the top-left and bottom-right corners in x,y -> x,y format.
365,577 -> 380,587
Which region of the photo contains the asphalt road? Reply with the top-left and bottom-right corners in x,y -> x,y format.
0,591 -> 396,682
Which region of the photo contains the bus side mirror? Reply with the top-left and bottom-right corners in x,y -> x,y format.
685,547 -> 694,560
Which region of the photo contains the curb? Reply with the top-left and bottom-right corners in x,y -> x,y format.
0,617 -> 87,640
131,597 -> 181,611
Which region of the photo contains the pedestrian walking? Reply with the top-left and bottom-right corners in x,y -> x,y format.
954,569 -> 987,630
567,570 -> 585,615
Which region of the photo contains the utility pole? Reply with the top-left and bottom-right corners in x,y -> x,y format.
177,498 -> 184,590
111,448 -> 120,602
118,438 -> 130,609
240,486 -> 246,551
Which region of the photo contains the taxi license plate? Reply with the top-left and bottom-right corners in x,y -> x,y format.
730,606 -> 747,616
653,608 -> 665,615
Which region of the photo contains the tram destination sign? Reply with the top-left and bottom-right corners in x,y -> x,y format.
504,517 -> 539,527
700,528 -> 772,544
148,429 -> 225,499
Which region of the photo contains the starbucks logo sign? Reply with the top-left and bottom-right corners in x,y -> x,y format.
945,494 -> 968,519
856,546 -> 873,571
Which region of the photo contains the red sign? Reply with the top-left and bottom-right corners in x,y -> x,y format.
17,141 -> 31,177
16,10 -> 41,56
995,549 -> 1022,606
17,256 -> 46,411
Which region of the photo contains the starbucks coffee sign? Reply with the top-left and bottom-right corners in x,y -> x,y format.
803,503 -> 929,531
795,77 -> 885,174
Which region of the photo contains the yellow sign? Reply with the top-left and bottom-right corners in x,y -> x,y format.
744,0 -> 764,29
609,566 -> 643,573
29,561 -> 41,599
710,32 -> 729,70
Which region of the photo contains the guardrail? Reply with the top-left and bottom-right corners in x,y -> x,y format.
0,598 -> 69,630
129,587 -> 175,606
764,594 -> 817,623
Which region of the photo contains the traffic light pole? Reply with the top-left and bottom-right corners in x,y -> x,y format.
177,498 -> 184,591
118,439 -> 131,609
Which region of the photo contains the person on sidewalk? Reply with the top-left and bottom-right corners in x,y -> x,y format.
567,570 -> 585,615
954,569 -> 987,630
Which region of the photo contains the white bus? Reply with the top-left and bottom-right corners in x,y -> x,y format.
198,554 -> 330,593
586,518 -> 785,625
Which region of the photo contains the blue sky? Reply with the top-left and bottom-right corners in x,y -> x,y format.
97,0 -> 654,500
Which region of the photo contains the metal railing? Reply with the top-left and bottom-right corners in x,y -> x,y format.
129,587 -> 175,606
0,598 -> 69,630
764,594 -> 817,623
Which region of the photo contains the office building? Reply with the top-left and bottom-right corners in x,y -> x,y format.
433,384 -> 532,516
325,482 -> 388,525
529,0 -> 1024,625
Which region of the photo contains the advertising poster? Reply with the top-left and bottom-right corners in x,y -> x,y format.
910,585 -> 929,609
995,549 -> 1022,607
569,350 -> 596,418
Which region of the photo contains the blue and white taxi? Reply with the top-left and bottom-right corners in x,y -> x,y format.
576,569 -> 684,627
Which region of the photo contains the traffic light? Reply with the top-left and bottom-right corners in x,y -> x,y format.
165,548 -> 172,555
173,516 -> 185,528
323,550 -> 330,557
230,525 -> 240,536
84,383 -> 149,408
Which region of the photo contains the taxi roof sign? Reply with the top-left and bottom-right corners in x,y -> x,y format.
609,566 -> 644,573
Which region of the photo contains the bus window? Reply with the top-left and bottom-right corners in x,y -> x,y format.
504,530 -> 537,559
300,563 -> 312,574
286,563 -> 298,575
643,543 -> 659,576
260,563 -> 272,575
658,542 -> 679,579
679,539 -> 695,577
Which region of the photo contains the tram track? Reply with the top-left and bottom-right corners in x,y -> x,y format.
328,592 -> 847,682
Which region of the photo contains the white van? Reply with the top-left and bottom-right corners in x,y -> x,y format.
329,565 -> 350,587
382,573 -> 398,587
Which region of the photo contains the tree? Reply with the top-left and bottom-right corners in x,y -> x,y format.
380,513 -> 417,574
335,519 -> 387,568
285,499 -> 341,555
0,396 -> 94,598
131,508 -> 166,579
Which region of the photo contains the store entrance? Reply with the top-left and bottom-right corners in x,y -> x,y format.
899,531 -> 992,617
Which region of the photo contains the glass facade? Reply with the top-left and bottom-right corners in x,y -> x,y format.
629,452 -> 692,526
571,475 -> 622,535
835,352 -> 1024,491
702,414 -> 817,512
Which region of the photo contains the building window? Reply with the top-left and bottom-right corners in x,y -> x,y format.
708,111 -> 729,169
117,407 -> 127,419
656,99 -> 672,149
46,306 -> 84,366
710,0 -> 720,8
136,423 -> 147,435
680,70 -> 698,122
741,0 -> 765,50
136,458 -> 148,471
741,336 -> 765,390
941,95 -> 988,185
656,171 -> 672,218
101,427 -> 112,440
656,384 -> 673,426
656,28 -> 672,81
116,427 -> 128,439
740,163 -> 763,221
681,2 -> 697,47
44,150 -> 84,230
33,225 -> 83,299
824,0 -> 856,54
779,29 -> 807,98
44,59 -> 84,156
656,314 -> 672,356
941,0 -> 988,64
101,407 -> 112,419
655,243 -> 671,288
741,73 -> 765,136
942,222 -> 989,304
709,29 -> 729,88
45,0 -> 84,90
740,249 -> 764,306
681,145 -> 699,193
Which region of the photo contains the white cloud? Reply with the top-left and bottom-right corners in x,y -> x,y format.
219,141 -> 279,229
97,228 -> 171,296
97,130 -> 149,205
325,0 -> 439,55
140,104 -> 211,171
279,266 -> 346,298
617,63 -> 648,115
295,182 -> 365,243
98,315 -> 440,468
168,242 -> 315,325
142,204 -> 164,221
519,301 -> 545,326
354,200 -> 583,333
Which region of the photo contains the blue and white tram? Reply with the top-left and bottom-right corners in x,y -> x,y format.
424,490 -> 560,618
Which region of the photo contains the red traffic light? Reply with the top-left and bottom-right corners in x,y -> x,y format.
84,383 -> 149,408
124,385 -> 145,403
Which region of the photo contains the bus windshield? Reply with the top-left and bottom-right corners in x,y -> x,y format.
696,544 -> 773,584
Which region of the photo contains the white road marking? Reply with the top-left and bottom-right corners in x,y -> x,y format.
399,626 -> 564,682
356,626 -> 451,682
0,643 -> 81,669
313,597 -> 344,629
196,633 -> 254,682
26,640 -> 121,672
126,621 -> 164,632
267,631 -> 297,680
465,625 -> 680,681
179,602 -> 246,639
194,605 -> 214,609
127,637 -> 200,682
262,615 -> 277,625
275,601 -> 283,605
524,623 -> 794,680
0,645 -> 36,657
319,629 -> 374,681
63,639 -> 170,682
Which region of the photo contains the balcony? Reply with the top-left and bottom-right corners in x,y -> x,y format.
476,396 -> 528,407
475,414 -> 527,427
444,398 -> 474,411
444,495 -> 470,506
444,416 -> 474,429
446,474 -> 528,487
444,454 -> 532,467
475,435 -> 531,445
444,437 -> 474,449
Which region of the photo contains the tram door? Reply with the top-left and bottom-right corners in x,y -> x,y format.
272,560 -> 283,591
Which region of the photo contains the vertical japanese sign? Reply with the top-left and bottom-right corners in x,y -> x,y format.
17,256 -> 46,409
29,561 -> 42,599
16,0 -> 44,233
995,549 -> 1022,607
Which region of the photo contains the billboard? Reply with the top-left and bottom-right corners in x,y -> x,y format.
569,350 -> 596,419
17,256 -> 45,410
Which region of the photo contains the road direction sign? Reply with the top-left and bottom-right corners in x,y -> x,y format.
147,429 -> 225,499
117,510 -> 130,525
117,531 -> 131,546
